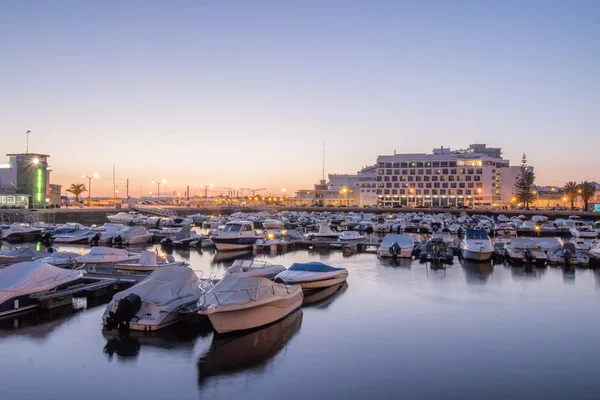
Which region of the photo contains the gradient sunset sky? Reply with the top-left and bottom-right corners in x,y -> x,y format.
1,1 -> 599,197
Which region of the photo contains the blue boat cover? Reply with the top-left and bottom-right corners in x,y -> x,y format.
288,262 -> 345,272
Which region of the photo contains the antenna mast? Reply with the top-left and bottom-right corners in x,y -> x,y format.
322,142 -> 325,181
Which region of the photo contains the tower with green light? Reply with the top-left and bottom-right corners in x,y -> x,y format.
4,153 -> 51,208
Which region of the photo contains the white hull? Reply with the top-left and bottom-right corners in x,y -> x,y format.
377,248 -> 412,258
215,242 -> 255,251
204,294 -> 302,334
295,275 -> 348,290
460,248 -> 493,261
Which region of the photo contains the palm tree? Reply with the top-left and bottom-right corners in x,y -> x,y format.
579,181 -> 596,211
66,183 -> 87,202
564,181 -> 579,210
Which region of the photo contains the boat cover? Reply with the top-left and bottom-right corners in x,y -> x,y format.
0,262 -> 84,303
138,251 -> 159,266
120,226 -> 150,238
510,238 -> 539,249
379,234 -> 413,248
0,247 -> 51,260
200,275 -> 296,307
288,262 -> 345,272
532,237 -> 563,251
87,247 -> 129,256
112,265 -> 200,306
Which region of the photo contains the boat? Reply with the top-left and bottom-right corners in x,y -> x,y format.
459,229 -> 493,261
419,237 -> 454,264
197,308 -> 303,384
262,219 -> 284,229
225,259 -> 286,279
504,238 -> 547,264
197,275 -> 303,334
106,211 -> 147,225
377,234 -> 414,258
39,223 -> 89,242
159,226 -> 198,248
113,250 -> 187,273
274,262 -> 348,290
212,221 -> 263,251
112,226 -> 154,245
1,223 -> 43,242
52,228 -> 97,244
35,251 -> 79,267
0,247 -> 58,266
90,224 -> 126,245
0,262 -> 85,317
547,243 -> 589,266
374,216 -> 390,233
308,222 -> 341,241
73,247 -> 140,267
102,265 -> 204,332
339,231 -> 365,242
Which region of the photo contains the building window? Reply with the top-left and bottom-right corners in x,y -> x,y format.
417,183 -> 424,188
424,189 -> 430,195
417,169 -> 424,175
466,189 -> 472,195
449,161 -> 457,167
391,176 -> 398,181
457,189 -> 463,195
416,190 -> 421,195
409,169 -> 416,175
440,189 -> 446,194
400,189 -> 406,194
459,183 -> 465,188
416,176 -> 422,182
448,176 -> 455,181
425,169 -> 432,175
442,183 -> 448,188
384,176 -> 390,181
476,168 -> 483,174
386,169 -> 392,175
426,183 -> 432,188
434,169 -> 441,175
393,163 -> 400,168
401,162 -> 408,168
441,162 -> 449,167
465,176 -> 472,182
468,182 -> 474,188
451,182 -> 457,188
425,162 -> 431,167
434,183 -> 440,188
432,189 -> 437,195
408,176 -> 414,182
393,183 -> 399,188
402,169 -> 408,175
468,169 -> 474,174
394,169 -> 400,175
433,162 -> 440,167
442,169 -> 448,175
424,176 -> 430,182
432,176 -> 438,182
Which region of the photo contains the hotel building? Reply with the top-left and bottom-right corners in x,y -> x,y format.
0,153 -> 52,208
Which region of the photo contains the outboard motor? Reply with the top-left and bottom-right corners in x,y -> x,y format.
90,233 -> 101,246
563,249 -> 572,267
40,231 -> 52,245
114,235 -> 123,246
389,242 -> 401,258
162,237 -> 173,248
523,248 -> 535,264
106,293 -> 142,335
432,244 -> 441,262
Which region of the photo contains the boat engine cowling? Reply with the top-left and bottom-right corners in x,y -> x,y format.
114,235 -> 123,246
563,249 -> 572,266
390,242 -> 401,257
523,249 -> 535,264
91,233 -> 101,246
106,293 -> 142,333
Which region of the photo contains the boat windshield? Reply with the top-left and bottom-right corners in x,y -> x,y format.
466,231 -> 488,240
224,224 -> 243,232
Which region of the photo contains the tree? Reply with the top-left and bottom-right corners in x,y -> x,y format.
564,181 -> 579,210
579,181 -> 596,211
513,153 -> 535,208
66,183 -> 87,202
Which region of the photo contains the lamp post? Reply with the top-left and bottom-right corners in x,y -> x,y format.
152,179 -> 166,199
563,196 -> 567,210
477,188 -> 482,209
282,188 -> 287,206
83,174 -> 98,206
201,184 -> 213,198
341,187 -> 348,206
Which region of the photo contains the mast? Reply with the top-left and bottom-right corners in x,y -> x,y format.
113,164 -> 116,198
322,142 -> 325,181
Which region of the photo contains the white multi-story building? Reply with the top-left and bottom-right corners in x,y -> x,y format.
360,144 -> 525,208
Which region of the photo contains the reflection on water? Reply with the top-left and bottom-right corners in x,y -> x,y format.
302,282 -> 348,308
197,309 -> 303,385
461,260 -> 493,284
211,250 -> 253,265
378,257 -> 412,268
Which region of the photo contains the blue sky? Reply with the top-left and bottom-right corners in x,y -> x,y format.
1,1 -> 598,195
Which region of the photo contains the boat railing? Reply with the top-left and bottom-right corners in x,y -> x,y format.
200,283 -> 293,306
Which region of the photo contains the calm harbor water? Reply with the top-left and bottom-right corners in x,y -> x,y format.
2,242 -> 600,399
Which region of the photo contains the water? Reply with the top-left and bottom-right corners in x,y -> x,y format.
2,242 -> 600,399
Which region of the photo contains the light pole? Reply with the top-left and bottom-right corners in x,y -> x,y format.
563,196 -> 567,210
201,184 -> 213,198
152,179 -> 166,199
340,187 -> 348,206
477,188 -> 482,209
82,174 -> 98,206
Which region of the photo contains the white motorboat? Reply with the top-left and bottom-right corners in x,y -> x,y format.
90,223 -> 126,245
113,250 -> 187,273
1,223 -> 43,242
112,226 -> 154,245
102,265 -> 203,332
106,211 -> 147,225
377,234 -> 414,258
504,238 -> 547,264
374,216 -> 390,233
52,228 -> 97,244
41,223 -> 89,241
0,247 -> 58,266
197,275 -> 303,334
225,259 -> 286,279
0,262 -> 85,317
339,231 -> 365,242
159,225 -> 198,248
308,222 -> 341,241
73,247 -> 140,267
262,219 -> 284,229
459,229 -> 493,262
274,262 -> 349,290
212,221 -> 263,251
570,226 -> 598,239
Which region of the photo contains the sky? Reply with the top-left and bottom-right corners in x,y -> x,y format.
1,1 -> 599,197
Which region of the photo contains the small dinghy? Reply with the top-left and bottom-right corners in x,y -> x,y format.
102,265 -> 204,332
114,250 -> 187,273
0,262 -> 85,317
225,259 -> 286,279
274,262 -> 349,291
197,275 -> 303,334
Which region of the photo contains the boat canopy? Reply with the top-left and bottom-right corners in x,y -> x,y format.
0,262 -> 83,303
288,262 -> 346,272
511,238 -> 539,249
138,251 -> 159,266
380,234 -> 413,248
465,229 -> 489,240
112,265 -> 200,306
88,247 -> 129,256
200,275 -> 293,307
532,237 -> 563,251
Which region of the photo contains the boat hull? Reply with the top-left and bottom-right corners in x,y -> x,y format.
213,237 -> 259,251
295,275 -> 348,290
460,248 -> 493,261
203,293 -> 302,334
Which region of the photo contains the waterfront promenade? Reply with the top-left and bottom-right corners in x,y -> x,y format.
2,205 -> 600,225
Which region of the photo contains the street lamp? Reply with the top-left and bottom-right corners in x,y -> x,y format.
82,173 -> 98,206
340,187 -> 348,206
201,184 -> 213,198
477,188 -> 482,209
282,188 -> 287,206
563,196 -> 567,210
152,179 -> 166,199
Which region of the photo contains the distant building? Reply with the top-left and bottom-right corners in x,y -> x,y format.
49,184 -> 62,207
0,153 -> 52,208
